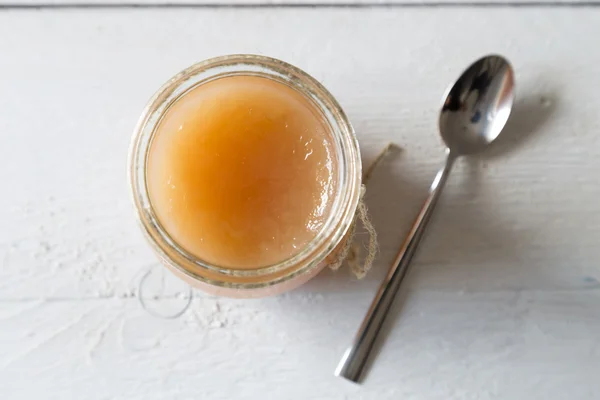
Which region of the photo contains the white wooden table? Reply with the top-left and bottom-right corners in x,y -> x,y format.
2,3 -> 600,399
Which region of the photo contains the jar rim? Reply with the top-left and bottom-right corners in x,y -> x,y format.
128,54 -> 362,290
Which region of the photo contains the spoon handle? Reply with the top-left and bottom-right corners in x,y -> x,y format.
335,151 -> 456,383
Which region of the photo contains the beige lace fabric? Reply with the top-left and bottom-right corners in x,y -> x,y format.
328,143 -> 401,279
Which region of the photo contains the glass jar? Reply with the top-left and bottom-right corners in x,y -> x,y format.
129,54 -> 362,297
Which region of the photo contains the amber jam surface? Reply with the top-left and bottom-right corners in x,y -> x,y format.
147,75 -> 337,269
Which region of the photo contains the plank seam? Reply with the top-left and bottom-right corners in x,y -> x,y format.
1,2 -> 600,8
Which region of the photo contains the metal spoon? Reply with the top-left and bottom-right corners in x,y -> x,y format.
335,55 -> 515,383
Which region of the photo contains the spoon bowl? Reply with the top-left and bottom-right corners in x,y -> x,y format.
440,55 -> 515,155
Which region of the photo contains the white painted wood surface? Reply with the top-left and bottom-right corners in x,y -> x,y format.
2,0 -> 595,6
2,7 -> 600,400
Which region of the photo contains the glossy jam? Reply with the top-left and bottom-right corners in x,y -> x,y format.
147,75 -> 337,269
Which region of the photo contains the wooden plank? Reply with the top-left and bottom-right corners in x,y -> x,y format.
2,291 -> 600,398
2,8 -> 600,299
1,0 -> 597,6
